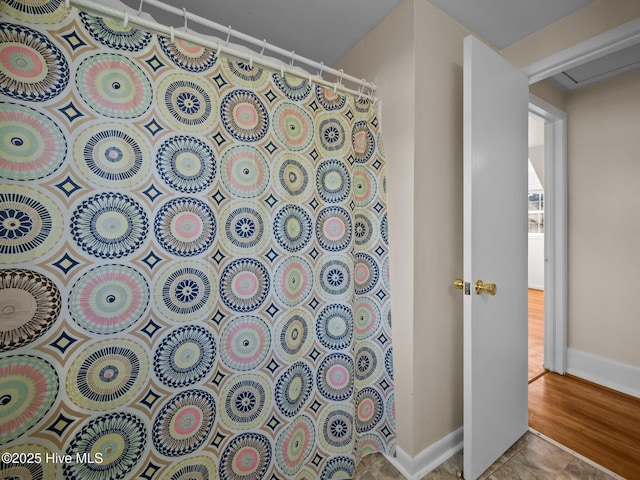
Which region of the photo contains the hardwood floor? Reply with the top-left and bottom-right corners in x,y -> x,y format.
529,373 -> 640,479
528,288 -> 545,381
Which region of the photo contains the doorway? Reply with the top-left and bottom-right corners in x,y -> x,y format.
528,113 -> 546,382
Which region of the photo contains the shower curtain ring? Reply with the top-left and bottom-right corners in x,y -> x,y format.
182,8 -> 188,31
170,26 -> 174,43
260,39 -> 267,57
290,51 -> 296,67
280,64 -> 284,78
122,11 -> 129,28
137,0 -> 144,15
225,25 -> 232,46
249,54 -> 253,68
64,0 -> 70,9
317,62 -> 324,78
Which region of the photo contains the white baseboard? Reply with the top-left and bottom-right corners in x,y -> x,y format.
391,427 -> 463,480
567,348 -> 640,399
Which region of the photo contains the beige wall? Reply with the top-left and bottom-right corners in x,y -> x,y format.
502,0 -> 640,68
566,69 -> 640,368
336,0 -> 469,457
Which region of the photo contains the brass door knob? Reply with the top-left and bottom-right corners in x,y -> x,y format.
453,278 -> 464,289
475,279 -> 497,295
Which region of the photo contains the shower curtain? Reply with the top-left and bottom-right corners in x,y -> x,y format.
0,1 -> 395,479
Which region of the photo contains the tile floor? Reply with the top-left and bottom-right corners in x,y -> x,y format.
354,432 -> 618,480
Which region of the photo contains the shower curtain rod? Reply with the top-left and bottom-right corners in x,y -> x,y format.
66,0 -> 378,102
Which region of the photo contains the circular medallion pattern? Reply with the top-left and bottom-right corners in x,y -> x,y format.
1,0 -> 67,23
163,455 -> 218,480
0,443 -> 56,480
353,212 -> 377,251
320,456 -> 355,480
385,346 -> 394,381
358,433 -> 385,458
220,145 -> 270,199
63,412 -> 147,480
154,260 -> 217,322
272,73 -> 312,101
354,253 -> 379,295
274,361 -> 313,417
380,213 -> 388,245
219,432 -> 272,480
76,53 -> 152,118
275,309 -> 313,363
384,302 -> 392,331
354,297 -> 381,341
319,405 -> 354,453
352,121 -> 375,163
386,392 -> 396,429
355,387 -> 384,433
316,304 -> 353,351
219,373 -> 271,430
274,256 -> 313,307
316,353 -> 354,402
68,264 -> 149,334
0,185 -> 63,263
220,202 -> 269,254
156,135 -> 216,193
381,256 -> 390,290
71,192 -> 148,259
316,114 -> 348,157
66,338 -> 149,411
314,85 -> 346,111
221,59 -> 269,88
315,206 -> 352,252
74,123 -> 150,188
154,197 -> 216,257
0,23 -> 69,102
220,89 -> 269,142
0,354 -> 58,444
219,315 -> 271,371
0,102 -> 66,181
219,258 -> 270,313
316,159 -> 351,204
352,166 -> 376,207
152,389 -> 216,457
273,102 -> 313,152
80,12 -> 152,51
316,256 -> 352,301
0,269 -> 61,352
157,73 -> 217,133
354,343 -> 382,384
273,152 -> 313,201
159,37 -> 217,72
273,204 -> 312,253
355,97 -> 372,116
275,415 -> 316,476
378,165 -> 387,200
154,324 -> 216,388
294,468 -> 316,480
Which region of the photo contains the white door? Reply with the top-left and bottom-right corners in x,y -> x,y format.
462,36 -> 529,480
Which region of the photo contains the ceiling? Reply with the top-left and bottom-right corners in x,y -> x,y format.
118,0 -> 639,88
